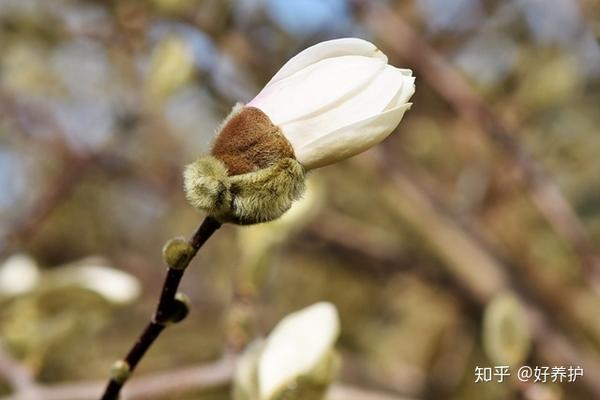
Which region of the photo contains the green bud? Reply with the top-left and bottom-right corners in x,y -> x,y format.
483,292 -> 531,366
162,237 -> 194,270
110,360 -> 131,384
166,292 -> 190,324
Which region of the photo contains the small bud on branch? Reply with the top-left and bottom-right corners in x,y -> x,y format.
162,237 -> 195,270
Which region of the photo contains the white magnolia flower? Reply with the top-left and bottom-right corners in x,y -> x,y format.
184,38 -> 414,225
248,37 -> 415,170
48,257 -> 142,304
258,302 -> 340,399
0,255 -> 141,304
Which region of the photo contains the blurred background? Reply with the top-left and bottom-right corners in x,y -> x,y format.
1,0 -> 600,399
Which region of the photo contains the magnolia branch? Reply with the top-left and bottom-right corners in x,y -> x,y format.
99,217 -> 222,399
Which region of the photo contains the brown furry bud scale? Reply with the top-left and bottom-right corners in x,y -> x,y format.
212,106 -> 295,175
184,105 -> 306,225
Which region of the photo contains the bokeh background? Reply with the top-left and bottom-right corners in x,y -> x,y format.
1,0 -> 600,399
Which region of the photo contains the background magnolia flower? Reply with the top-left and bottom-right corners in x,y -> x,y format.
233,302 -> 340,400
52,257 -> 141,304
0,254 -> 40,296
0,255 -> 140,304
259,302 -> 340,399
248,37 -> 415,170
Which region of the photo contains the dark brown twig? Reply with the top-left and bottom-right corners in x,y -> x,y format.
99,216 -> 222,400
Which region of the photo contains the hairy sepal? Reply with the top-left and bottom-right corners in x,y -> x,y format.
184,157 -> 305,225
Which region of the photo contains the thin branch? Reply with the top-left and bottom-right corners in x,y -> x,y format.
0,91 -> 96,259
0,153 -> 94,259
0,89 -> 226,399
99,216 -> 222,400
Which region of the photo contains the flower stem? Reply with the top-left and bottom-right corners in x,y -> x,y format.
99,216 -> 222,400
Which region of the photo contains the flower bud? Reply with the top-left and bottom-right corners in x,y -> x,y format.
258,302 -> 340,400
483,292 -> 531,366
110,360 -> 131,384
165,292 -> 190,324
184,38 -> 414,224
162,237 -> 194,270
233,302 -> 341,400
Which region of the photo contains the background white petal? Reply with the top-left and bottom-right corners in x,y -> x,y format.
295,103 -> 412,169
258,302 -> 340,399
0,254 -> 40,296
48,257 -> 142,304
248,55 -> 385,125
266,38 -> 387,85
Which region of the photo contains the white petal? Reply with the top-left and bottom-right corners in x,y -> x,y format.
248,55 -> 385,125
280,65 -> 412,151
266,38 -> 387,85
259,302 -> 340,400
49,258 -> 142,304
296,102 -> 412,169
0,254 -> 40,296
72,265 -> 141,304
386,74 -> 415,110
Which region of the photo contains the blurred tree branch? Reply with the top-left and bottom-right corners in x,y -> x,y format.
358,2 -> 600,292
0,356 -> 415,400
0,345 -> 37,397
0,153 -> 93,259
298,151 -> 600,397
0,91 -> 98,259
356,151 -> 600,397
